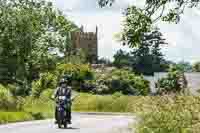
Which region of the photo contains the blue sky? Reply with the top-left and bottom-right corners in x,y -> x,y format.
53,0 -> 200,63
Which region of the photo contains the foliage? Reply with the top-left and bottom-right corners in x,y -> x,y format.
113,50 -> 131,68
113,28 -> 168,75
73,93 -> 131,112
0,112 -> 33,124
0,0 -> 78,96
131,28 -> 167,75
156,66 -> 188,94
175,61 -> 193,72
193,62 -> 200,72
22,96 -> 54,119
0,84 -> 17,111
56,63 -> 94,82
135,96 -> 200,133
31,64 -> 94,97
82,69 -> 150,95
40,89 -> 54,100
31,72 -> 57,98
122,6 -> 152,47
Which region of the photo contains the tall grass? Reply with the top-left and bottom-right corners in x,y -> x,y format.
0,112 -> 33,124
22,96 -> 54,119
73,93 -> 132,112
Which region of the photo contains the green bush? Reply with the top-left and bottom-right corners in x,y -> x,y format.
82,69 -> 150,95
40,89 -> 54,99
56,63 -> 94,81
31,72 -> 57,98
0,84 -> 16,111
156,66 -> 188,94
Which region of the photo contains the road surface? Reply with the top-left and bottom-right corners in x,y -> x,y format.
0,113 -> 135,133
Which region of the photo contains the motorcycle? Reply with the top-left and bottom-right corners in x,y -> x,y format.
56,96 -> 71,129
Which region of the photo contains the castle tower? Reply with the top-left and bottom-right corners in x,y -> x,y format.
71,26 -> 98,64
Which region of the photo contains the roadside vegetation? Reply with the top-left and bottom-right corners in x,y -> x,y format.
2,90 -> 200,133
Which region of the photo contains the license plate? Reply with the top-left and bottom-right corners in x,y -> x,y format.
58,96 -> 66,100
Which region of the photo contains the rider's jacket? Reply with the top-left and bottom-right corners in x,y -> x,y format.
54,86 -> 72,102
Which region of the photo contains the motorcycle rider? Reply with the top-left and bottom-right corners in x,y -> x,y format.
54,76 -> 72,124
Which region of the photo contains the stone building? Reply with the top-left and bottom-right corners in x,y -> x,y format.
71,26 -> 98,64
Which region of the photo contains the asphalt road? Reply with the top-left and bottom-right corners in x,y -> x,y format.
0,113 -> 135,133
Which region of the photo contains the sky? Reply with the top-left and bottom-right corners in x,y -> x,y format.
52,0 -> 200,63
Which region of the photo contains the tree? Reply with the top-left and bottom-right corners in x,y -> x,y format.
98,57 -> 112,65
0,0 -> 78,95
122,6 -> 153,48
175,61 -> 192,72
131,28 -> 167,75
113,50 -> 131,68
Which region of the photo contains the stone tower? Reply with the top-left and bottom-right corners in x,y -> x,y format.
71,26 -> 98,64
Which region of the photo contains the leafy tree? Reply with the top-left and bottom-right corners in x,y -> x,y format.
175,61 -> 193,72
122,6 -> 152,48
0,0 -> 78,95
131,28 -> 167,75
113,50 -> 131,68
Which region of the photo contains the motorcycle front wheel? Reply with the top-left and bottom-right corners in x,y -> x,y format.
64,122 -> 68,129
58,121 -> 62,128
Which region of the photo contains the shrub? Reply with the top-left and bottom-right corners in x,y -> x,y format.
0,84 -> 16,110
40,89 -> 54,99
31,72 -> 57,98
85,69 -> 150,95
56,63 -> 94,81
156,66 -> 188,94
